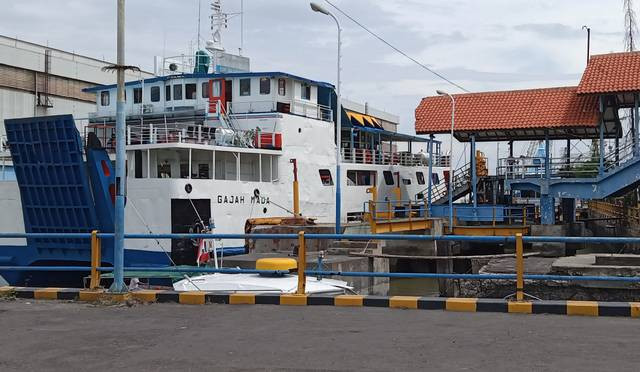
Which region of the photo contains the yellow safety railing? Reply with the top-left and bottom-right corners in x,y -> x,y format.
296,231 -> 306,295
515,233 -> 524,302
294,230 -> 529,302
90,230 -> 102,289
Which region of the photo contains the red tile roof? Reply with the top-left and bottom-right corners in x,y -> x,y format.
577,51 -> 640,94
415,86 -> 599,136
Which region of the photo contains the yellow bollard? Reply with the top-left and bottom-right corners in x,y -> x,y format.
515,233 -> 524,302
90,230 -> 102,289
296,231 -> 306,295
290,159 -> 300,217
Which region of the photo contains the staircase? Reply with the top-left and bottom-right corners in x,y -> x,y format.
418,151 -> 489,205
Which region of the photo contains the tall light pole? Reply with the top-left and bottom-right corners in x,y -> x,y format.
111,0 -> 127,292
436,90 -> 455,232
310,2 -> 342,234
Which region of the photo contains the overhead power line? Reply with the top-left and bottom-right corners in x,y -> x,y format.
324,0 -> 469,93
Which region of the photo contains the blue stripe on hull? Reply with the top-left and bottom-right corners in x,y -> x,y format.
0,245 -> 246,286
0,245 -> 171,286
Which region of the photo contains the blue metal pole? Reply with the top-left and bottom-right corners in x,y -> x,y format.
470,134 -> 477,208
427,134 -> 433,215
635,93 -> 639,156
545,133 -> 550,179
540,132 -> 555,225
447,94 -> 455,232
599,118 -> 605,177
110,0 -> 127,293
334,15 -> 342,234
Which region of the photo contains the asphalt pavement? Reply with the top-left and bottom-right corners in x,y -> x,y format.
0,298 -> 638,371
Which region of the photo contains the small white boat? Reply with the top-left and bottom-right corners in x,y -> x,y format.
173,273 -> 351,294
173,257 -> 352,294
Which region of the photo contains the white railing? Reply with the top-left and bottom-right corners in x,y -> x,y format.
91,103 -> 210,120
341,148 -> 429,167
227,99 -> 332,122
108,122 -> 280,151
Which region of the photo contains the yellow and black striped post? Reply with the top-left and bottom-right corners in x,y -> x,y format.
90,230 -> 101,289
515,233 -> 524,301
296,231 -> 306,295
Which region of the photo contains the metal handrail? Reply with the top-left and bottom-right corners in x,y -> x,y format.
341,148 -> 427,166
3,232 -> 640,293
415,162 -> 471,203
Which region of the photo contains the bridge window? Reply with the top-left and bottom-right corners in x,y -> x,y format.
185,83 -> 197,100
278,78 -> 286,96
133,88 -> 142,104
402,178 -> 411,185
202,82 -> 209,98
165,85 -> 171,101
240,153 -> 260,182
301,83 -> 311,100
347,170 -> 376,186
416,171 -> 425,185
173,84 -> 183,100
215,151 -> 238,180
383,171 -> 394,186
240,78 -> 251,96
319,169 -> 333,186
260,78 -> 271,95
100,91 -> 110,106
158,161 -> 171,178
150,86 -> 160,102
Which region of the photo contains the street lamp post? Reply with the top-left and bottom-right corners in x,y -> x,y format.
436,90 -> 455,232
310,2 -> 342,234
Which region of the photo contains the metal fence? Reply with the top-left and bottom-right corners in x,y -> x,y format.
2,232 -> 640,301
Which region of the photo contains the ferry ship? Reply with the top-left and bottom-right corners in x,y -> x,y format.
0,2 -> 447,286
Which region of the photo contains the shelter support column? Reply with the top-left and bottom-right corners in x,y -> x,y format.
599,118 -> 605,177
427,134 -> 434,215
541,133 -> 555,225
633,93 -> 640,155
561,198 -> 576,223
470,134 -> 477,208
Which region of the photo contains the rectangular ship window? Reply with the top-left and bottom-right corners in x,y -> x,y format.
319,169 -> 333,186
383,171 -> 394,186
347,170 -> 376,186
150,86 -> 160,102
416,171 -> 425,185
240,78 -> 251,96
173,84 -> 183,100
301,83 -> 311,100
165,85 -> 171,101
100,91 -> 110,106
133,88 -> 142,104
202,82 -> 209,98
185,83 -> 197,100
260,78 -> 271,95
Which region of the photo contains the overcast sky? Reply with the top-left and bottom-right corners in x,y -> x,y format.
0,0 -> 631,168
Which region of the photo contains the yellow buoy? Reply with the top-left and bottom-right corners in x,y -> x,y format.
255,257 -> 297,271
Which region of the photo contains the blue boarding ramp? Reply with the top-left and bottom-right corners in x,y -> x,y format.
2,115 -> 115,285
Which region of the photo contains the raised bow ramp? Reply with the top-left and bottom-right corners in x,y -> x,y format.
2,115 -> 115,285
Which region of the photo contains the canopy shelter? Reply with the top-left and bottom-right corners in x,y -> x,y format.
342,110 -> 428,143
414,86 -> 620,142
412,51 -> 640,226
